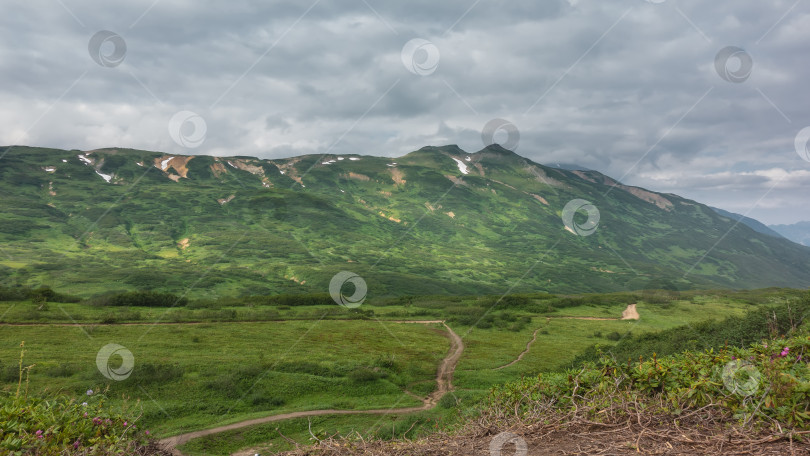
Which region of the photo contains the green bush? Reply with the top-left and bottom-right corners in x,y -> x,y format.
491,325 -> 810,430
43,363 -> 78,378
133,363 -> 185,386
0,285 -> 80,303
571,297 -> 810,367
243,293 -> 334,307
90,291 -> 188,308
348,367 -> 384,383
0,343 -> 161,455
438,393 -> 458,409
249,393 -> 285,408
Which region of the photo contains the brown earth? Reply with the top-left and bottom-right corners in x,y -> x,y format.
342,172 -> 370,181
621,303 -> 640,320
155,156 -> 194,178
388,168 -> 406,185
277,418 -> 810,456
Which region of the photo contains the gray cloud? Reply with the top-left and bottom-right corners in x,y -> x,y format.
2,0 -> 809,224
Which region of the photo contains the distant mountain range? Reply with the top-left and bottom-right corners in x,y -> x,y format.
706,207 -> 810,248
1,144 -> 809,298
709,207 -> 786,240
769,222 -> 810,247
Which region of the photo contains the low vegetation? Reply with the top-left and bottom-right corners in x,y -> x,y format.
276,296 -> 810,455
0,343 -> 167,455
0,287 -> 807,454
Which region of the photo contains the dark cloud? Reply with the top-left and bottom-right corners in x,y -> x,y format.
1,0 -> 809,224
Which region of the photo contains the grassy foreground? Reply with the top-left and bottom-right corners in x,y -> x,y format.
0,343 -> 167,455
0,288 -> 805,454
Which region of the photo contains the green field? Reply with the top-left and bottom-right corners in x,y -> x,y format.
0,288 -> 794,455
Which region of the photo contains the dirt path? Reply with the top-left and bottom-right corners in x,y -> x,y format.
495,328 -> 540,370
159,321 -> 463,455
496,305 -> 642,370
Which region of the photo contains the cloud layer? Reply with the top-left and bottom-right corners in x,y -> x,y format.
2,0 -> 809,224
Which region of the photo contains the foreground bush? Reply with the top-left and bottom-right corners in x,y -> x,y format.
571,297 -> 810,367
0,343 -> 168,455
491,325 -> 810,431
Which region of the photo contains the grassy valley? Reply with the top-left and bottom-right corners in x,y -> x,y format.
1,287 -> 807,454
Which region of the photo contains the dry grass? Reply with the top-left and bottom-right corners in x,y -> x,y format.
278,396 -> 810,455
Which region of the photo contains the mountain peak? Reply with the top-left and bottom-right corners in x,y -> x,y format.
410,145 -> 466,156
476,143 -> 518,156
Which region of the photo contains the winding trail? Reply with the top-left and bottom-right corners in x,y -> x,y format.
494,328 -> 540,370
494,304 -> 641,370
159,321 -> 463,455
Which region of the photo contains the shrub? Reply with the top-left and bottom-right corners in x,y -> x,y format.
89,291 -> 187,308
572,297 -> 810,367
134,363 -> 185,386
348,367 -> 384,383
0,285 -> 80,303
249,393 -> 285,408
43,363 -> 78,378
0,342 -> 163,455
490,326 -> 810,431
438,393 -> 458,409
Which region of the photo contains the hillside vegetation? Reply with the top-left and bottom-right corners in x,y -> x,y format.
2,145 -> 809,298
2,287 -> 806,455
277,294 -> 810,455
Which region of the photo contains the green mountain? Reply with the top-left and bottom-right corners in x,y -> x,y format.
1,144 -> 808,298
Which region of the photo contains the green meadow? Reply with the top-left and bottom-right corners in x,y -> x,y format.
0,288 -> 795,455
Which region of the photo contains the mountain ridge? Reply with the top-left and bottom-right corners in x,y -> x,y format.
709,207 -> 785,240
1,144 -> 808,298
769,221 -> 810,247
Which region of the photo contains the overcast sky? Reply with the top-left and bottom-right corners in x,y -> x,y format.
2,0 -> 809,224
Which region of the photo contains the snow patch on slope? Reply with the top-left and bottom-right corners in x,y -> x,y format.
452,158 -> 469,174
95,170 -> 113,183
160,157 -> 175,170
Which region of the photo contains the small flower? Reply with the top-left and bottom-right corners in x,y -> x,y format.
86,389 -> 93,396
35,430 -> 43,439
780,347 -> 790,357
82,402 -> 87,407
731,356 -> 736,360
145,430 -> 150,435
124,421 -> 128,426
73,440 -> 80,449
